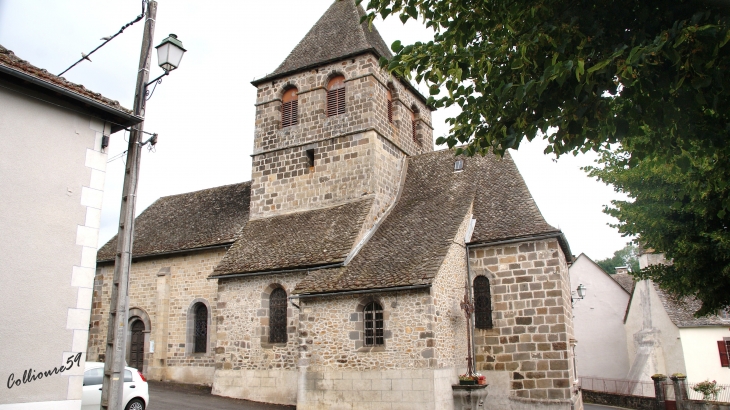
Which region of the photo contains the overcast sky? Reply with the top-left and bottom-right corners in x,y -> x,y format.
0,0 -> 631,261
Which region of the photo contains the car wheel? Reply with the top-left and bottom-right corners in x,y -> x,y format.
125,398 -> 145,410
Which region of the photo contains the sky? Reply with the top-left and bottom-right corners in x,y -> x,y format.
0,0 -> 632,261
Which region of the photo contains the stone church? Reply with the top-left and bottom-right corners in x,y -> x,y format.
87,1 -> 582,409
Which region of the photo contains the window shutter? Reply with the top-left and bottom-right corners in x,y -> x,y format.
387,100 -> 393,123
327,88 -> 346,116
720,340 -> 730,367
281,100 -> 298,128
412,119 -> 418,143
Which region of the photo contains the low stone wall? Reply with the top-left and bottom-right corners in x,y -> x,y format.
582,389 -> 655,410
213,369 -> 298,406
681,400 -> 730,410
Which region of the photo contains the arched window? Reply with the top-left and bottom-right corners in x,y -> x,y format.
411,109 -> 419,143
326,76 -> 346,117
363,301 -> 384,346
386,89 -> 393,123
269,287 -> 288,343
193,303 -> 208,353
282,88 -> 298,128
474,276 -> 493,329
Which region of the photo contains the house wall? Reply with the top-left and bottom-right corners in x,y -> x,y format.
249,54 -> 433,221
678,327 -> 730,384
624,280 -> 687,382
470,239 -> 580,410
0,82 -> 110,409
568,256 -> 631,379
87,248 -> 226,386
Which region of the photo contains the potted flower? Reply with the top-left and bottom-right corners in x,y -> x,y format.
693,380 -> 723,401
459,374 -> 477,385
477,373 -> 487,385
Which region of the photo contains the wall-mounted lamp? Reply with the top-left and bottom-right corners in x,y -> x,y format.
572,283 -> 587,306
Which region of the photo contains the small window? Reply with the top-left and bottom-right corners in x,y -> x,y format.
454,159 -> 464,171
364,302 -> 384,346
474,276 -> 493,329
124,370 -> 133,382
282,88 -> 298,128
269,288 -> 288,343
719,339 -> 730,367
411,110 -> 418,143
83,368 -> 103,386
386,89 -> 393,123
306,149 -> 315,168
327,76 -> 346,117
193,303 -> 208,353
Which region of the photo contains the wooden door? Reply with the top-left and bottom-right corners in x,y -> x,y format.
130,320 -> 145,370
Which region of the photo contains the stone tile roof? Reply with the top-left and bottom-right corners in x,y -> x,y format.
211,198 -> 373,276
611,273 -> 636,294
652,283 -> 729,327
97,182 -> 251,261
0,44 -> 132,114
293,149 -> 563,295
253,0 -> 392,85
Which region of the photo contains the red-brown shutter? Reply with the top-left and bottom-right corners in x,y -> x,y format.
326,88 -> 346,117
412,119 -> 418,143
281,100 -> 298,128
387,99 -> 393,123
719,340 -> 729,367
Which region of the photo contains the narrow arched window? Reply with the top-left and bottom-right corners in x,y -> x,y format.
269,287 -> 288,343
327,76 -> 346,117
411,110 -> 418,143
386,89 -> 393,123
193,303 -> 208,353
474,276 -> 493,329
363,301 -> 384,346
282,88 -> 298,128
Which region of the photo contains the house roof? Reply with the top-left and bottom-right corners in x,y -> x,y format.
97,182 -> 251,262
293,149 -> 565,295
0,45 -> 141,132
612,273 -> 636,294
253,0 -> 392,85
652,283 -> 729,328
211,198 -> 373,276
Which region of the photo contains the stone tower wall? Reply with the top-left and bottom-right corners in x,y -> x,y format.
250,54 -> 433,220
469,239 -> 579,409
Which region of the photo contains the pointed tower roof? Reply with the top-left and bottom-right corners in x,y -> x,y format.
252,0 -> 393,85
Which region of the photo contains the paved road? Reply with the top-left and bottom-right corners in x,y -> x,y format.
146,381 -> 294,410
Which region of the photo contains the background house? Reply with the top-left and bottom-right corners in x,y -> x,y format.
569,253 -> 632,380
0,45 -> 140,409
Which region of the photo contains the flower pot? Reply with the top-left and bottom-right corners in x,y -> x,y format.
459,380 -> 476,385
478,379 -> 487,385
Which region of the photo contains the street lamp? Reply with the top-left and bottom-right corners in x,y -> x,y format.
101,4 -> 187,409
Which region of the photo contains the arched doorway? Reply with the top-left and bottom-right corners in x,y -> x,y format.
129,319 -> 145,370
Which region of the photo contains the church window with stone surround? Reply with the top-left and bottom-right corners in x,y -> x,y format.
269,287 -> 288,343
474,276 -> 493,329
386,89 -> 393,123
326,76 -> 346,117
363,301 -> 384,346
193,303 -> 208,353
281,88 -> 298,128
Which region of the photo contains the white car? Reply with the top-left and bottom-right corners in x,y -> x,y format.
81,362 -> 149,410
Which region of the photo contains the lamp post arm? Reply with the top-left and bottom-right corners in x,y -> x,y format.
145,70 -> 169,87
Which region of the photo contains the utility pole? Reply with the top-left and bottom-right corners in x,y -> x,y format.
100,1 -> 157,409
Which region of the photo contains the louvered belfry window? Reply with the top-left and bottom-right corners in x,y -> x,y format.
474,276 -> 493,329
386,89 -> 393,123
193,303 -> 207,353
281,88 -> 298,128
269,287 -> 288,343
326,76 -> 346,117
411,110 -> 419,143
364,301 -> 384,346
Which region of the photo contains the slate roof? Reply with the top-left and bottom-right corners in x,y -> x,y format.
293,149 -> 564,295
0,44 -> 133,116
211,198 -> 373,276
97,182 -> 251,262
652,283 -> 729,327
612,273 -> 636,294
253,0 -> 392,86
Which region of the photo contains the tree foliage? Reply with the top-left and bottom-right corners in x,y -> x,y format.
595,245 -> 640,274
359,0 -> 730,314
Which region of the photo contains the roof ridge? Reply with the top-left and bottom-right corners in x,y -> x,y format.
157,180 -> 251,200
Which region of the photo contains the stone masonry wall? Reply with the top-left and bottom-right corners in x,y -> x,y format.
250,53 -> 432,221
87,248 -> 225,384
469,239 -> 579,406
